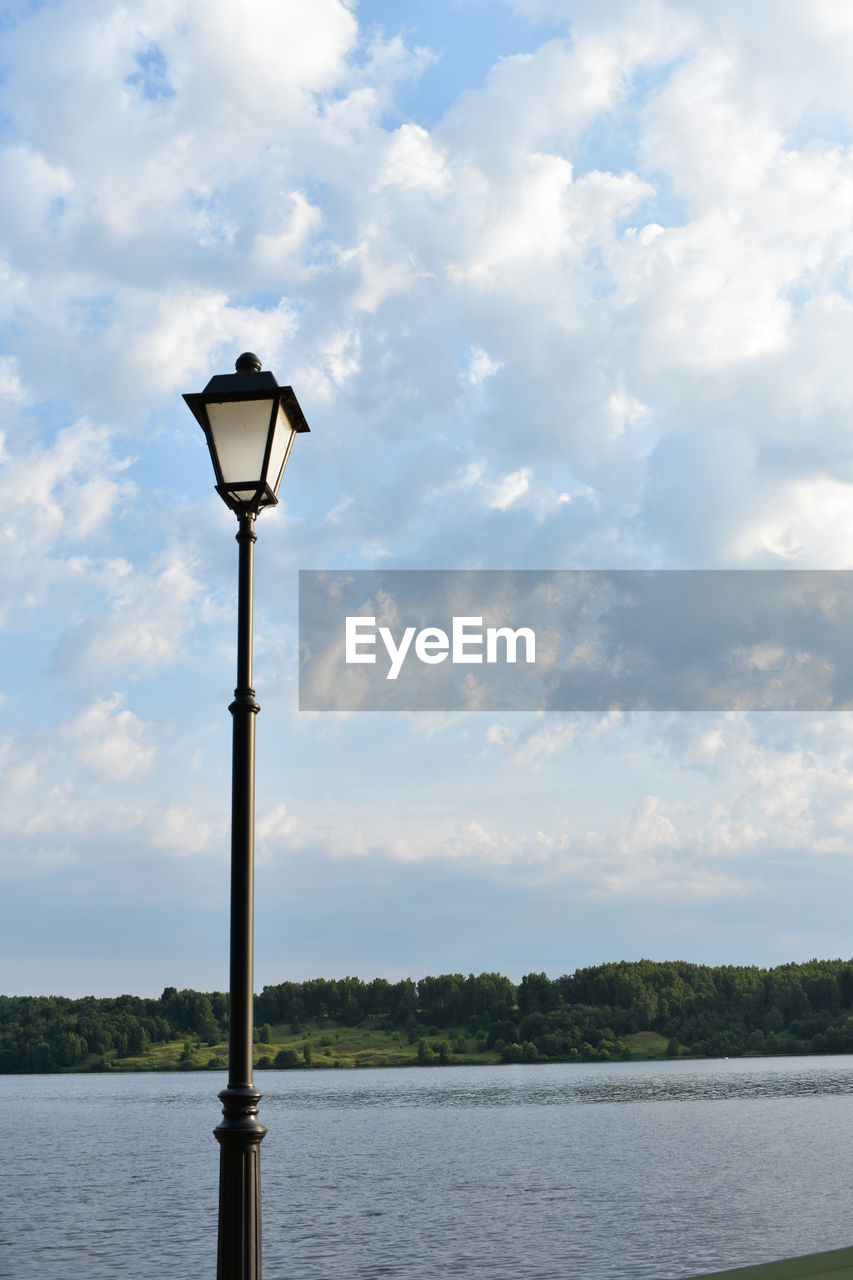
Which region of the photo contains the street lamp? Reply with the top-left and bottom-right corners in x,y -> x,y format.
184,352 -> 309,1280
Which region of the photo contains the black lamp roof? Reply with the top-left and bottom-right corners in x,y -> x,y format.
201,352 -> 280,395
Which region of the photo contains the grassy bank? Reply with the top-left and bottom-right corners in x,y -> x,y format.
87,1019 -> 490,1071
75,1021 -> 677,1072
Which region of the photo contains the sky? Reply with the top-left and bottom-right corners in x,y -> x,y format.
4,0 -> 853,998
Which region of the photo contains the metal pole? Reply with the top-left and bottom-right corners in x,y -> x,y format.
215,511 -> 266,1280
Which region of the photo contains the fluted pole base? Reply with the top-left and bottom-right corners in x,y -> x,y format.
215,1085 -> 267,1280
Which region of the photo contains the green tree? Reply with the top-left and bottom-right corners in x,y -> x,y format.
274,1048 -> 300,1068
416,1038 -> 435,1065
500,1042 -> 523,1063
127,1023 -> 149,1056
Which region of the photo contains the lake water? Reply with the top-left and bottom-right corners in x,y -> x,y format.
1,1056 -> 853,1279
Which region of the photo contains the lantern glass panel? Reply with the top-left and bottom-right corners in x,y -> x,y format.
267,403 -> 297,497
207,399 -> 274,485
230,487 -> 263,505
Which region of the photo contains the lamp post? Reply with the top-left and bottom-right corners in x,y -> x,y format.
184,353 -> 309,1279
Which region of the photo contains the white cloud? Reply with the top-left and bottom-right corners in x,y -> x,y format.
253,192 -> 324,270
63,694 -> 154,781
377,124 -> 450,193
0,143 -> 75,247
466,345 -> 503,386
610,794 -> 680,855
486,467 -> 531,510
151,805 -> 219,857
78,548 -> 208,673
0,418 -> 131,550
0,357 -> 25,404
0,419 -> 136,631
730,475 -> 853,566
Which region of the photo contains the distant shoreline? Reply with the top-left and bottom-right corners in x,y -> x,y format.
5,959 -> 853,1073
10,1046 -> 848,1077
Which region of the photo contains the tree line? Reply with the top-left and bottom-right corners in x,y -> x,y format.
0,987 -> 227,1073
4,958 -> 853,1072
